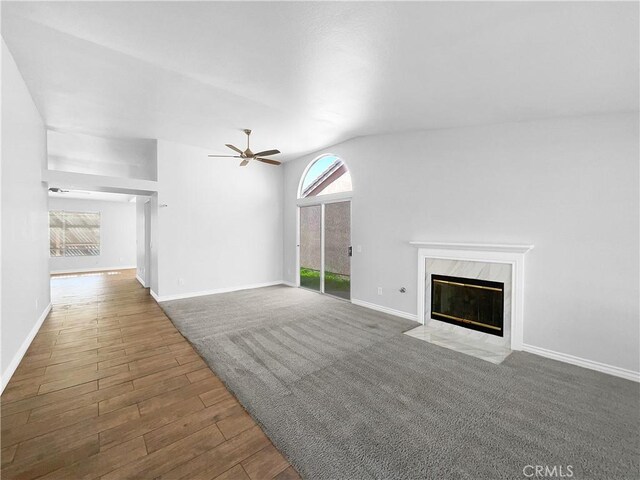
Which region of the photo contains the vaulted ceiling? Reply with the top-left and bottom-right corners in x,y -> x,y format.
2,1 -> 638,161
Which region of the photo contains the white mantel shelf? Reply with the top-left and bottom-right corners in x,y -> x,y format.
409,242 -> 534,254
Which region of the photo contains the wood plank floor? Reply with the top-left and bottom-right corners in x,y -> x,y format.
1,269 -> 299,480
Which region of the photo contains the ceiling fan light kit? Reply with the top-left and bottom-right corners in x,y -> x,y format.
208,129 -> 282,167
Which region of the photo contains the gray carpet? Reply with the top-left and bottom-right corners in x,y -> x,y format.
161,285 -> 639,480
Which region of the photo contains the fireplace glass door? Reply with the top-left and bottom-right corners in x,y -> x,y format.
431,274 -> 504,336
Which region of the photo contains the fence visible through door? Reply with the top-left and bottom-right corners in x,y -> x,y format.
299,201 -> 351,300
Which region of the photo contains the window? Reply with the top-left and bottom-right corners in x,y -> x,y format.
299,154 -> 352,198
50,211 -> 101,257
297,154 -> 353,299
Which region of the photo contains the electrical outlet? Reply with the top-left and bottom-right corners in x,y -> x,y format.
178,278 -> 185,286
377,287 -> 383,295
357,245 -> 362,253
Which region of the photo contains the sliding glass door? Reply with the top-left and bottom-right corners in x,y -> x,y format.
299,201 -> 351,300
299,205 -> 322,291
324,201 -> 351,299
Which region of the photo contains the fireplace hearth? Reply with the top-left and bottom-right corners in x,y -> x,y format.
431,274 -> 504,337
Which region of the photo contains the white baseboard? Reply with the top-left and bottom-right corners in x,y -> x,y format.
351,298 -> 419,322
136,274 -> 147,288
522,343 -> 639,383
281,281 -> 297,287
150,280 -> 285,302
1,302 -> 52,394
51,265 -> 136,275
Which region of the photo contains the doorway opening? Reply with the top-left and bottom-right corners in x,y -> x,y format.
298,155 -> 352,300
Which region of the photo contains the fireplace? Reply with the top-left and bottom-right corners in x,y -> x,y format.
413,242 -> 534,351
431,274 -> 504,337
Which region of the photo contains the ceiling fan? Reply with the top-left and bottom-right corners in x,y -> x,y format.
208,129 -> 281,166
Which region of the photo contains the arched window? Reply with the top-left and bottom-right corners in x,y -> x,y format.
299,154 -> 352,198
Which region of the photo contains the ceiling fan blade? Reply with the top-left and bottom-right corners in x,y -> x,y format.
225,144 -> 244,154
256,157 -> 281,166
253,149 -> 280,157
239,159 -> 250,167
208,155 -> 241,158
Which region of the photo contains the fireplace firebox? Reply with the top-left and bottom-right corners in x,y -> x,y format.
430,274 -> 504,336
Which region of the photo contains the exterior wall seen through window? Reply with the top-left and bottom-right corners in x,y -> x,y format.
50,211 -> 101,257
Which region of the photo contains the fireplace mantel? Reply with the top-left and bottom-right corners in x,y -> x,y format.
409,241 -> 534,254
411,241 -> 534,351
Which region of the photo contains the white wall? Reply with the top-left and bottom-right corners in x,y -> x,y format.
48,130 -> 157,181
150,192 -> 160,294
49,197 -> 136,273
1,39 -> 51,389
154,140 -> 282,298
136,198 -> 147,285
283,113 -> 639,374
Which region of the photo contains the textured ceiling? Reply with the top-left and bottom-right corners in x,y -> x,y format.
2,1 -> 638,161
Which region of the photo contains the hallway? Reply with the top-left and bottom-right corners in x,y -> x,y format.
1,269 -> 297,480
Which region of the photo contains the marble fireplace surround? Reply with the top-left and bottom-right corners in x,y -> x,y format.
411,242 -> 534,352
